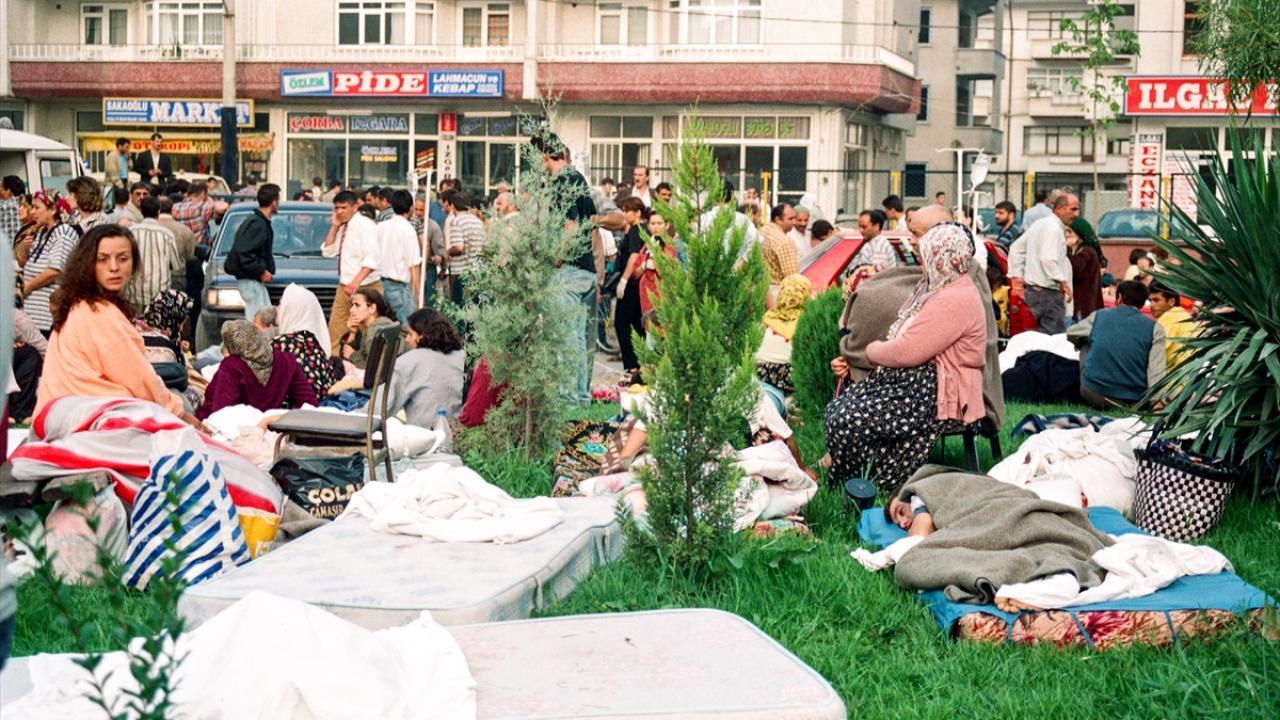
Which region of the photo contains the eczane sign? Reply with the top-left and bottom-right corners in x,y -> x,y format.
1125,77 -> 1279,116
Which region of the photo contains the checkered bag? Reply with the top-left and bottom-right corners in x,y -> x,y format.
1133,435 -> 1237,541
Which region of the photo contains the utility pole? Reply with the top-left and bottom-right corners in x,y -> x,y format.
219,0 -> 239,187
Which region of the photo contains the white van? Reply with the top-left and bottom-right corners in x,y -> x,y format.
0,128 -> 84,195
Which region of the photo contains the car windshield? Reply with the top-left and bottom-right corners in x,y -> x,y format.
1097,210 -> 1161,238
214,209 -> 332,258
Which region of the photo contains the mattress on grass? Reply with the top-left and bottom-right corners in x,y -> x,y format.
178,496 -> 622,630
0,610 -> 846,720
858,506 -> 1275,650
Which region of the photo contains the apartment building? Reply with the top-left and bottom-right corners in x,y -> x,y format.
1004,0 -> 1277,214
0,0 -> 922,212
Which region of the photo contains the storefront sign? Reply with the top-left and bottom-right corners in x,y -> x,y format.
103,98 -> 253,127
1125,77 -> 1279,116
359,145 -> 399,163
1128,133 -> 1164,209
280,70 -> 504,98
349,115 -> 409,133
439,113 -> 457,180
84,134 -> 274,155
427,71 -> 503,98
288,115 -> 346,133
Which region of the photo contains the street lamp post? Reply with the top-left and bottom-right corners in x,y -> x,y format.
936,146 -> 988,220
219,0 -> 239,187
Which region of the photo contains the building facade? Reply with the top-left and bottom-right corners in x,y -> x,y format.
0,0 -> 923,214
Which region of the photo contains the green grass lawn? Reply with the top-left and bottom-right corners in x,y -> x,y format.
11,400 -> 1280,718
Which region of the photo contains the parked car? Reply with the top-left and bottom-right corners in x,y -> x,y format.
196,201 -> 337,351
0,129 -> 83,198
1095,208 -> 1192,271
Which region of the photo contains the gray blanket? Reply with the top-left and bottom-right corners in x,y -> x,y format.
893,466 -> 1113,604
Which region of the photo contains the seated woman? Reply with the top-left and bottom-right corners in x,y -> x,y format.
35,224 -> 206,431
195,319 -> 317,420
339,287 -> 401,371
273,284 -> 338,397
387,308 -> 465,427
755,274 -> 811,393
824,224 -> 987,494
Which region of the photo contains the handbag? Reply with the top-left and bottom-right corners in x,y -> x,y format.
1132,423 -> 1237,541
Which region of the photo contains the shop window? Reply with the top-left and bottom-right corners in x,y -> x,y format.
1182,2 -> 1204,55
919,8 -> 930,45
599,3 -> 648,45
903,163 -> 926,198
83,4 -> 129,46
589,116 -> 654,183
147,2 -> 223,47
673,0 -> 762,45
916,86 -> 929,122
461,3 -> 510,47
1166,126 -> 1218,152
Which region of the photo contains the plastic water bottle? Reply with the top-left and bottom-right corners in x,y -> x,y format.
430,409 -> 453,454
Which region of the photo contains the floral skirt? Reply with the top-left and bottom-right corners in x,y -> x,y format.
823,363 -> 945,495
756,362 -> 794,393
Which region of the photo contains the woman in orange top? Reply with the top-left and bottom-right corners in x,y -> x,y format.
35,224 -> 207,431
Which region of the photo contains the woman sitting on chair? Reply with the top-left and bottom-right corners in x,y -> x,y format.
387,308 -> 466,426
339,287 -> 401,370
824,223 -> 987,495
36,224 -> 206,431
196,319 -> 317,420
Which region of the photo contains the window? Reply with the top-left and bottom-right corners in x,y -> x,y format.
1106,129 -> 1131,157
956,78 -> 994,127
1166,126 -> 1218,152
1023,125 -> 1086,158
903,163 -> 927,198
338,2 -> 409,45
676,0 -> 762,45
1026,11 -> 1071,40
599,3 -> 649,45
83,4 -> 129,46
916,86 -> 929,122
1026,67 -> 1084,102
589,116 -> 654,183
0,109 -> 24,130
462,3 -> 510,47
148,2 -> 223,46
1182,2 -> 1203,55
919,8 -> 931,45
415,3 -> 435,45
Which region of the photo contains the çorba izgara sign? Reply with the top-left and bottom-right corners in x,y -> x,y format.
103,98 -> 254,127
279,69 -> 504,98
1125,77 -> 1279,116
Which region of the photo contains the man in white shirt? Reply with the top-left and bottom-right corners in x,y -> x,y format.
378,189 -> 423,323
1008,192 -> 1078,334
852,209 -> 898,270
630,165 -> 652,207
788,206 -> 812,260
322,190 -> 384,355
1020,188 -> 1059,231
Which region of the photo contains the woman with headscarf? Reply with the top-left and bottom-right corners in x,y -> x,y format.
142,289 -> 193,346
195,319 -> 317,420
756,274 -> 811,392
273,284 -> 338,396
824,223 -> 987,495
1067,217 -> 1104,321
21,190 -> 79,335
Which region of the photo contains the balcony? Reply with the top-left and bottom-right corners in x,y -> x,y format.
1027,93 -> 1085,117
956,47 -> 1005,79
7,43 -> 526,64
1030,36 -> 1136,62
8,42 -> 913,78
954,126 -> 1004,153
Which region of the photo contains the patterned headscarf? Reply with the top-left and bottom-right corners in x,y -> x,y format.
142,290 -> 193,345
221,319 -> 275,386
763,274 -> 812,340
31,190 -> 73,220
887,223 -> 974,339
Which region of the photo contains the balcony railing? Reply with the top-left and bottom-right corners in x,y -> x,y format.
8,42 -> 914,77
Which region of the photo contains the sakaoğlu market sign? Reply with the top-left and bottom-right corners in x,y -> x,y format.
279,69 -> 504,98
103,98 -> 254,126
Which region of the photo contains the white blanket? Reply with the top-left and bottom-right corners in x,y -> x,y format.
341,463 -> 564,544
998,331 -> 1079,374
995,534 -> 1233,609
2,591 -> 476,720
987,421 -> 1142,513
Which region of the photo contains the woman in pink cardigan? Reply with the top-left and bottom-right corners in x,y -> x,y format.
824,223 -> 987,494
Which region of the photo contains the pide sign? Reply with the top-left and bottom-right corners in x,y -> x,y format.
280,69 -> 505,98
1125,77 -> 1279,116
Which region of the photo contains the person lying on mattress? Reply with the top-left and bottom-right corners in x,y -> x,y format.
870,466 -> 1232,613
35,224 -> 208,433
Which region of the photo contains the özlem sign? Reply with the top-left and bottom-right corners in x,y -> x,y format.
1125,77 -> 1279,116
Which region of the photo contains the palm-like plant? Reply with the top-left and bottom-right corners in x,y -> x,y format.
1148,132 -> 1279,497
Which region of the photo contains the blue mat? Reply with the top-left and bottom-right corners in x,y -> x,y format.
857,506 -> 1273,643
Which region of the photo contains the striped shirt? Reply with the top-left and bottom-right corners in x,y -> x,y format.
124,219 -> 182,311
22,223 -> 79,331
446,212 -> 486,276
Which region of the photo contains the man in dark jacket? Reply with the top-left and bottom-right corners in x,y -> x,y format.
224,183 -> 280,320
133,132 -> 174,190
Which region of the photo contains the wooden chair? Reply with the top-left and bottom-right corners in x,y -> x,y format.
268,324 -> 402,483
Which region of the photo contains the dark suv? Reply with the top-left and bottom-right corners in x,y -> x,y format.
196,202 -> 337,350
